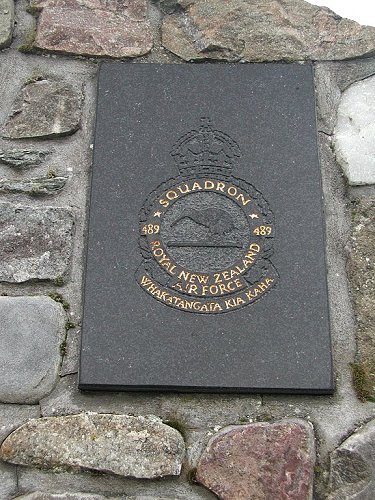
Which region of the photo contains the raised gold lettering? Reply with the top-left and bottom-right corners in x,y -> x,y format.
192,182 -> 203,191
166,190 -> 178,200
177,183 -> 191,195
249,243 -> 261,252
236,193 -> 251,206
159,198 -> 169,208
204,180 -> 215,189
178,270 -> 190,281
187,284 -> 198,294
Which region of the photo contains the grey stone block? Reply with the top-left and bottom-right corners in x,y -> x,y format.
0,0 -> 14,49
1,413 -> 185,478
334,75 -> 375,185
15,493 -> 181,500
0,296 -> 65,404
0,403 -> 40,444
0,149 -> 50,169
329,419 -> 375,499
0,461 -> 17,500
0,202 -> 74,283
2,79 -> 82,139
15,493 -> 111,500
0,175 -> 68,196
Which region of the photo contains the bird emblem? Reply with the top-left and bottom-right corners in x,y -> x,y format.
171,208 -> 236,237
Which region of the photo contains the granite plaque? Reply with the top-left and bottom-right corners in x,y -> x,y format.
79,63 -> 334,394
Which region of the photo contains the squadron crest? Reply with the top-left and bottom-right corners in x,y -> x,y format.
136,118 -> 278,314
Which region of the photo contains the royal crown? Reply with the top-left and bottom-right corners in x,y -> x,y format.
170,118 -> 242,177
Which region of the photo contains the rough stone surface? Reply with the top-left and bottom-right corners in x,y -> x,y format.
0,202 -> 74,282
334,75 -> 375,185
196,419 -> 315,500
0,461 -> 17,500
161,0 -> 375,62
15,495 -> 179,500
0,403 -> 40,444
348,198 -> 375,400
329,419 -> 375,499
0,296 -> 65,404
15,494 -> 110,500
1,173 -> 66,193
0,175 -> 67,195
2,79 -> 82,139
32,0 -> 153,58
0,149 -> 50,169
0,413 -> 185,478
0,0 -> 14,49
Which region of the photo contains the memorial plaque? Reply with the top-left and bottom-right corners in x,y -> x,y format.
79,63 -> 334,394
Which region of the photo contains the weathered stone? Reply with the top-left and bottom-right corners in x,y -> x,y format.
0,461 -> 17,500
196,419 -> 315,500
0,175 -> 67,195
126,498 -> 179,500
16,494 -> 182,500
329,419 -> 375,499
123,496 -> 180,500
162,0 -> 375,62
15,494 -> 109,500
0,202 -> 74,283
0,0 -> 14,49
0,296 -> 65,404
2,79 -> 82,139
0,413 -> 185,478
0,403 -> 40,444
157,0 -> 181,15
347,199 -> 375,400
334,75 -> 375,185
31,0 -> 152,58
0,149 -> 50,169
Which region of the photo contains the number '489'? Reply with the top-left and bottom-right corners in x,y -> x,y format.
142,224 -> 160,235
253,225 -> 272,236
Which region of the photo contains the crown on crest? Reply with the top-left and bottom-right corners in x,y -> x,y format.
170,118 -> 242,177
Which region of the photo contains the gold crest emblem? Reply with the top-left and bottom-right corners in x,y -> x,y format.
137,118 -> 278,313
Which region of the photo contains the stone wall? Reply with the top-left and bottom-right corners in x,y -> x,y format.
0,1 -> 375,499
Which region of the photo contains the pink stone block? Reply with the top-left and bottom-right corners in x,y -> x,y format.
196,419 -> 315,500
33,0 -> 152,58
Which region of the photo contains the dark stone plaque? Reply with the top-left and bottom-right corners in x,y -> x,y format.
79,63 -> 333,394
